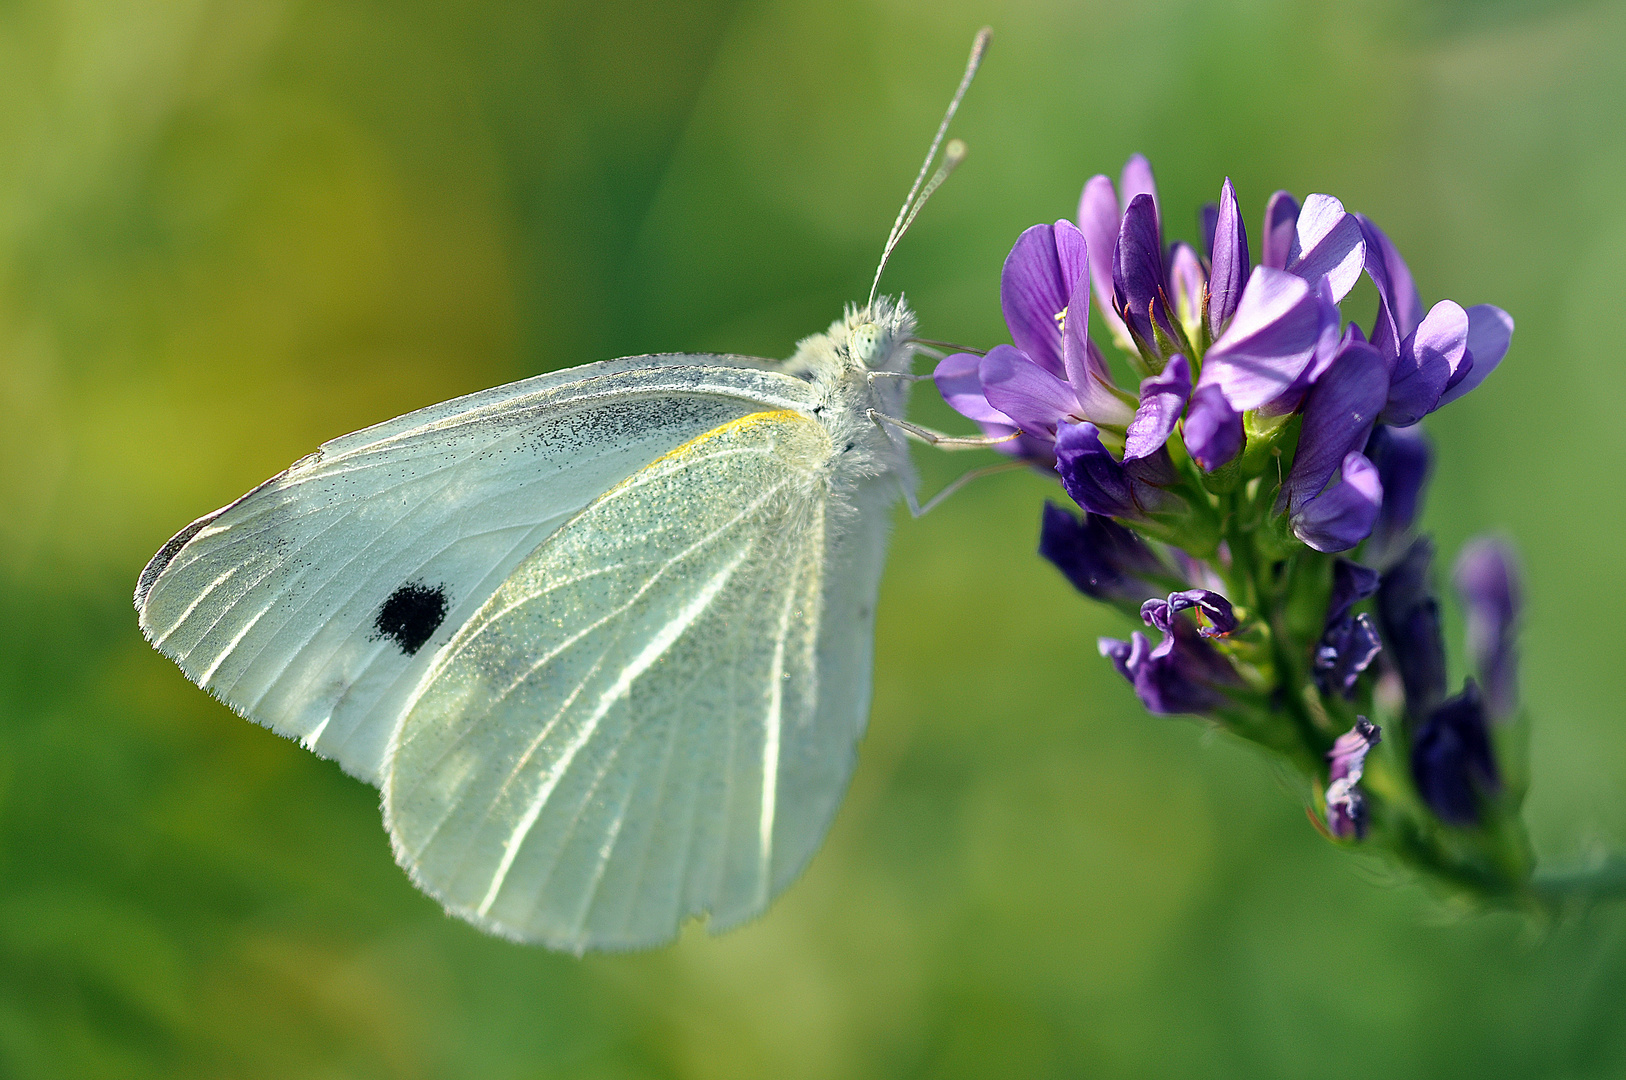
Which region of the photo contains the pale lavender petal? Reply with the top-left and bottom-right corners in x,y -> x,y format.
1437,305 -> 1514,408
1168,243 -> 1205,330
1208,178 -> 1250,337
1183,383 -> 1243,471
1290,451 -> 1384,553
980,344 -> 1077,438
1287,194 -> 1366,302
1358,214 -> 1423,359
1078,173 -> 1131,346
1383,299 -> 1468,426
1120,154 -> 1159,228
1280,340 -> 1389,515
1125,355 -> 1192,461
1063,300 -> 1136,429
1261,190 -> 1300,270
1001,222 -> 1085,377
935,351 -> 1012,425
1257,279 -> 1343,418
1197,266 -> 1320,411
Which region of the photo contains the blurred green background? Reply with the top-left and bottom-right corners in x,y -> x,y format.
3,0 -> 1625,1075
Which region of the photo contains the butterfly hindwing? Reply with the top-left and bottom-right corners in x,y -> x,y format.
135,356 -> 815,784
383,409 -> 870,951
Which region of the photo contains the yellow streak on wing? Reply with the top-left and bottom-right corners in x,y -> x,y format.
643,408 -> 814,470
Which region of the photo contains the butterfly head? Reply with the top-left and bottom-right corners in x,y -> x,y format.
840,295 -> 917,375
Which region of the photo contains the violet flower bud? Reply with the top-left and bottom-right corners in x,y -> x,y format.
1453,538 -> 1521,720
1377,537 -> 1449,718
1411,681 -> 1500,826
1039,501 -> 1170,606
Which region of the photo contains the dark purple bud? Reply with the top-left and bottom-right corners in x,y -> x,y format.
1411,681 -> 1500,826
980,344 -> 1083,442
1454,538 -> 1521,720
1208,178 -> 1251,337
1038,501 -> 1168,605
1285,194 -> 1366,302
1364,424 -> 1433,563
1125,354 -> 1192,462
1436,305 -> 1514,408
1377,537 -> 1449,718
1316,613 -> 1383,698
1261,190 -> 1300,270
1325,718 -> 1381,839
1198,266 -> 1323,411
1382,300 -> 1469,426
1000,221 -> 1088,378
1357,214 -> 1424,363
1183,383 -> 1244,472
1079,173 -> 1131,347
1289,452 -> 1383,553
1112,194 -> 1177,358
1328,559 -> 1381,627
1278,341 -> 1389,518
1317,554 -> 1384,698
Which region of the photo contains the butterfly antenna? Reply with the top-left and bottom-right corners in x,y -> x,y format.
867,26 -> 991,308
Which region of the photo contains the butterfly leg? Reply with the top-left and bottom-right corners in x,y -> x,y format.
899,461 -> 1029,518
866,409 -> 1018,450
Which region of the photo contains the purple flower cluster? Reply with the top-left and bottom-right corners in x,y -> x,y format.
939,152 -> 1528,849
934,155 -> 1514,555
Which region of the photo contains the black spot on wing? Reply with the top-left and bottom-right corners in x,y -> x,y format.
374,583 -> 449,655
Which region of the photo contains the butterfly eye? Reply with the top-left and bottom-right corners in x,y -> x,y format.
849,323 -> 881,365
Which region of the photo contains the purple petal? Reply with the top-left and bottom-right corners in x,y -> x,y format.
1125,354 -> 1192,462
1261,190 -> 1300,270
1062,263 -> 1136,429
1055,421 -> 1137,519
1112,193 -> 1172,354
1257,279 -> 1344,418
1000,222 -> 1086,377
1279,340 -> 1389,515
935,351 -> 1013,425
1357,215 -> 1423,365
1120,154 -> 1159,227
1078,174 -> 1131,347
1168,243 -> 1206,330
1286,194 -> 1366,302
1208,178 -> 1251,337
1454,537 -> 1521,720
1290,451 -> 1383,553
1200,202 -> 1219,260
1183,383 -> 1243,471
1197,266 -> 1321,411
1382,299 -> 1468,426
979,344 -> 1077,438
1163,587 -> 1238,636
1436,305 -> 1514,408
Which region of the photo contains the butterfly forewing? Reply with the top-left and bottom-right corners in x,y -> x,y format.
135,356 -> 814,784
384,410 -> 853,951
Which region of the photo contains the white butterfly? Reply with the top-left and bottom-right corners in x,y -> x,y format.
134,30 -> 993,953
